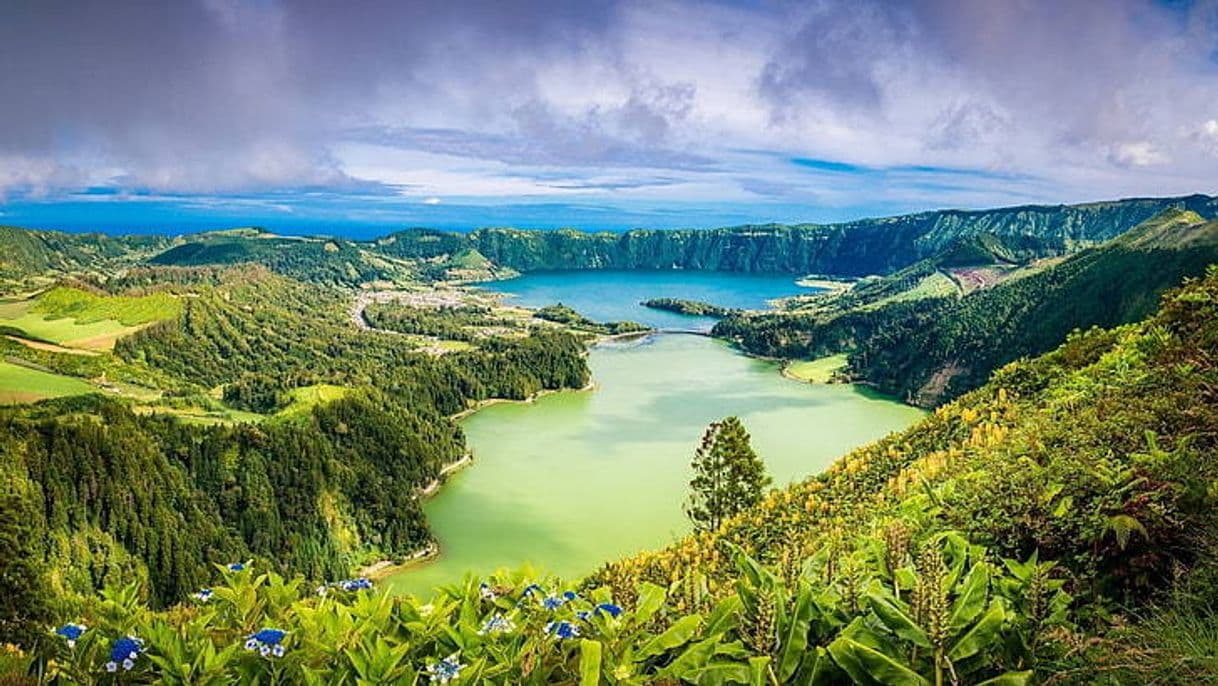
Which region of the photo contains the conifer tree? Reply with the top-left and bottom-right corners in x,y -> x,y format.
0,468 -> 52,646
685,416 -> 771,533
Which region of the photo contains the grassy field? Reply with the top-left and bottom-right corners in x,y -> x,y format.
784,353 -> 848,383
275,384 -> 352,419
0,287 -> 181,351
0,361 -> 97,403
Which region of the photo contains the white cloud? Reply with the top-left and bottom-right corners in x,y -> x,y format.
1111,141 -> 1168,168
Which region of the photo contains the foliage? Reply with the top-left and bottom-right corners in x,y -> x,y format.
0,465 -> 53,647
686,417 -> 771,534
0,389 -> 463,608
16,528 -> 1074,685
222,373 -> 289,413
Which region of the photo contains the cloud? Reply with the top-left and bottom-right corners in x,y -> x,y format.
0,0 -> 1216,218
1110,141 -> 1169,167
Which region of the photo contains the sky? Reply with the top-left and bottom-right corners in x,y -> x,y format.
1,0 -> 1217,235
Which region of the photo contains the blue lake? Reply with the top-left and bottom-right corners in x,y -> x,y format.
476,270 -> 819,330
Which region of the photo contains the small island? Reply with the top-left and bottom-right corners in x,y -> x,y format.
640,298 -> 739,318
533,303 -> 650,335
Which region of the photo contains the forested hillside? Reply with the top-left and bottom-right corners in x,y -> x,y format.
0,226 -> 169,285
0,265 -> 591,628
718,209 -> 1218,405
380,194 -> 1218,276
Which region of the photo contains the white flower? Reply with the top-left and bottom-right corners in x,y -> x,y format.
105,662 -> 117,673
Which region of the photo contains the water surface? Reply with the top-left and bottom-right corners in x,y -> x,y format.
479,270 -> 818,330
386,334 -> 922,596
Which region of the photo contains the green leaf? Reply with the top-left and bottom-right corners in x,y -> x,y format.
975,671 -> 1034,686
634,582 -> 667,625
747,656 -> 771,686
638,614 -> 704,659
866,591 -> 931,648
580,639 -> 603,686
827,636 -> 930,686
704,595 -> 743,637
947,600 -> 1006,661
680,661 -> 752,686
659,637 -> 721,681
777,587 -> 816,681
947,562 -> 989,634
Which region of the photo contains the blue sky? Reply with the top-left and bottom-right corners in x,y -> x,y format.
2,0 -> 1217,235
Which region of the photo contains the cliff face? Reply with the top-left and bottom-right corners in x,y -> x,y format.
450,194 -> 1218,276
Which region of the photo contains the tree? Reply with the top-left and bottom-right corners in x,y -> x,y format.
685,416 -> 771,533
0,468 -> 52,647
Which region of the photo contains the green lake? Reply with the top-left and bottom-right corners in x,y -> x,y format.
385,332 -> 924,597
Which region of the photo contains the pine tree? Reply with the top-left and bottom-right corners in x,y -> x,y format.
685,417 -> 771,533
0,468 -> 52,647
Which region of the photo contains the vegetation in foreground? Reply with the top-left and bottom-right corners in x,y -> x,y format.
3,264 -> 1218,683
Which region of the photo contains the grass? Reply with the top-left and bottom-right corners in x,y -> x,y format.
32,286 -> 181,325
274,384 -> 351,419
785,353 -> 848,383
860,271 -> 960,310
0,287 -> 181,351
0,361 -> 96,403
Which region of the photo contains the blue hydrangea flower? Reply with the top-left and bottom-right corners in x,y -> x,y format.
338,577 -> 373,592
540,594 -> 565,611
562,590 -> 578,601
245,628 -> 287,658
426,654 -> 465,683
226,562 -> 246,572
575,610 -> 591,621
192,588 -> 213,603
544,621 -> 580,640
478,582 -> 496,600
595,603 -> 623,618
104,636 -> 143,672
521,583 -> 543,597
478,614 -> 515,636
54,623 -> 86,648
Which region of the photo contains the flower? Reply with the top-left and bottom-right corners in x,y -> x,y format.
562,591 -> 578,601
426,654 -> 465,683
540,594 -> 565,611
316,585 -> 328,597
478,614 -> 515,635
521,583 -> 543,597
338,577 -> 373,592
226,562 -> 246,572
595,603 -> 623,618
104,636 -> 143,672
192,588 -> 213,603
478,582 -> 495,600
576,610 -> 591,621
245,628 -> 286,659
545,621 -> 580,640
54,623 -> 86,648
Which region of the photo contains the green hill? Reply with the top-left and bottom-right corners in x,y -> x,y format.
376,194 -> 1218,276
0,226 -> 168,284
718,208 -> 1218,405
